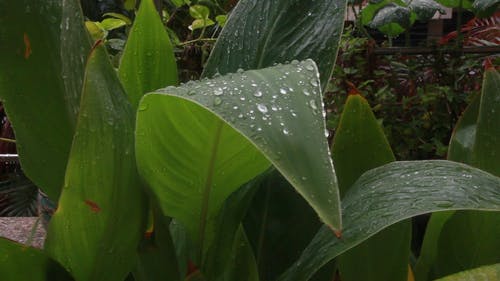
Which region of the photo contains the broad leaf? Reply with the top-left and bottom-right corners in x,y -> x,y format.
416,66 -> 500,280
136,60 -> 341,259
44,45 -> 147,281
118,0 -> 177,110
278,160 -> 500,281
0,238 -> 72,281
202,0 -> 347,89
332,95 -> 411,281
0,1 -> 90,200
407,0 -> 445,21
434,263 -> 500,281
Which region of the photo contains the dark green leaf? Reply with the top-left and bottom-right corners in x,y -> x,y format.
434,263 -> 500,281
202,0 -> 347,90
278,160 -> 500,281
136,60 -> 341,259
0,1 -> 90,200
332,95 -> 411,281
44,45 -> 147,281
119,0 -> 178,110
0,238 -> 73,281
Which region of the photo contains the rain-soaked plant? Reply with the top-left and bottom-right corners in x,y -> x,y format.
0,0 -> 499,281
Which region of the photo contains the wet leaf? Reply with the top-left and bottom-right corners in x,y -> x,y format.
278,160 -> 500,281
119,0 -> 178,110
0,1 -> 90,200
332,95 -> 411,281
135,60 -> 341,258
202,0 -> 347,90
44,45 -> 147,281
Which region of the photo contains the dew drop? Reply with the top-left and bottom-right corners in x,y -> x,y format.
280,88 -> 287,95
254,90 -> 263,97
302,89 -> 311,96
324,129 -> 330,138
301,176 -> 307,181
187,90 -> 196,96
310,78 -> 319,87
214,88 -> 223,96
305,64 -> 315,71
214,97 -> 222,106
283,128 -> 289,135
257,103 -> 268,113
309,100 -> 318,110
271,105 -> 278,111
291,59 -> 299,65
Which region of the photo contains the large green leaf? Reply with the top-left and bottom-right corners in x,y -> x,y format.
278,160 -> 500,281
416,67 -> 500,280
202,0 -> 347,89
136,60 -> 341,259
0,238 -> 73,281
118,0 -> 177,110
44,45 -> 147,281
434,263 -> 500,281
243,170 -> 324,281
332,95 -> 411,281
0,1 -> 90,200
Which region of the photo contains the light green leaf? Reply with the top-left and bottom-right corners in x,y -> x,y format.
189,18 -> 215,30
44,45 -> 147,281
203,0 -> 347,90
278,160 -> 500,281
332,95 -> 411,281
189,4 -> 210,19
103,13 -> 132,25
0,0 -> 90,201
119,0 -> 178,110
136,60 -> 341,256
433,263 -> 500,281
100,18 -> 127,31
215,15 -> 228,27
0,238 -> 72,281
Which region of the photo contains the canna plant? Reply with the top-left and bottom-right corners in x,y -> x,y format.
0,1 -> 499,281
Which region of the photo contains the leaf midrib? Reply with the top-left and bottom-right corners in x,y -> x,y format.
198,119 -> 224,260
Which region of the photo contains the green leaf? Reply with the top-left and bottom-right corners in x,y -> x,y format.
243,170 -> 325,280
189,5 -> 210,20
0,238 -> 73,281
473,0 -> 499,16
119,0 -> 178,110
202,0 -> 347,90
44,45 -> 147,281
203,171 -> 269,280
0,1 -> 90,200
99,18 -> 127,31
332,95 -> 411,281
124,0 -> 136,10
417,67 -> 500,280
434,263 -> 500,281
215,15 -> 228,27
103,13 -> 132,25
406,0 -> 445,21
136,60 -> 341,257
278,160 -> 500,281
189,18 -> 216,30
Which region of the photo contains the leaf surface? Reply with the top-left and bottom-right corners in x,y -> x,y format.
0,1 -> 90,200
203,0 -> 347,89
135,60 -> 341,257
118,0 -> 177,110
332,95 -> 411,281
44,45 -> 146,281
0,238 -> 72,281
434,263 -> 500,281
278,160 -> 500,281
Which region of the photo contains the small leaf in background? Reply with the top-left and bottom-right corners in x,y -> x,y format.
100,18 -> 127,31
102,12 -> 132,25
189,18 -> 215,30
216,15 -> 228,27
85,21 -> 106,40
171,0 -> 190,8
119,0 -> 178,110
189,4 -> 210,20
0,238 -> 73,281
434,263 -> 500,281
369,4 -> 415,36
44,45 -> 147,281
332,95 -> 411,281
278,160 -> 500,281
406,0 -> 445,21
0,0 -> 90,201
136,60 -> 341,260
